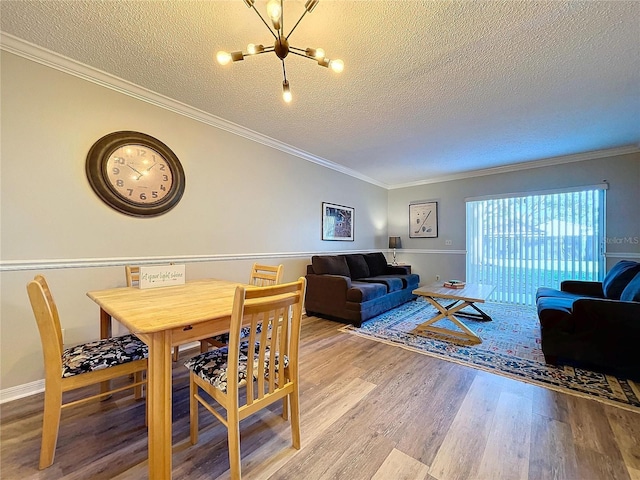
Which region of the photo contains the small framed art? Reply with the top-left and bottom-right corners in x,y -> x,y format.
322,202 -> 354,241
409,201 -> 438,238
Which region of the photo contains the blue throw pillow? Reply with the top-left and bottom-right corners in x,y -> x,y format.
602,260 -> 640,299
620,272 -> 640,302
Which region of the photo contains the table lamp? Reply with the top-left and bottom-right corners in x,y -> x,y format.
388,236 -> 401,265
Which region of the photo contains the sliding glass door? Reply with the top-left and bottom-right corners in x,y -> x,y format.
466,185 -> 606,305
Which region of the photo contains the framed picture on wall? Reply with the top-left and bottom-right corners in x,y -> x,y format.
409,201 -> 438,238
322,202 -> 354,241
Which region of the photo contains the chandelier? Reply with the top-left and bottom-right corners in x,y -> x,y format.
217,0 -> 344,104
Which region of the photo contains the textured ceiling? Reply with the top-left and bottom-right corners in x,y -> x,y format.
1,1 -> 639,187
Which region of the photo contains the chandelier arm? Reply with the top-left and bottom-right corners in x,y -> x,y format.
282,59 -> 287,82
286,10 -> 309,40
288,50 -> 318,61
250,4 -> 278,39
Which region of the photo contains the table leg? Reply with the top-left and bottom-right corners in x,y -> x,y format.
416,297 -> 482,344
147,331 -> 173,480
100,309 -> 113,395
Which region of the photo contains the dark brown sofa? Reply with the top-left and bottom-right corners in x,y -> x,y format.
304,252 -> 420,326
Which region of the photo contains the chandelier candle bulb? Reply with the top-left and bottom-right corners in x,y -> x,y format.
247,43 -> 264,55
330,59 -> 344,73
282,80 -> 292,103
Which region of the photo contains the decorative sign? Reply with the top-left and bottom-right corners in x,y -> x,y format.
139,264 -> 186,289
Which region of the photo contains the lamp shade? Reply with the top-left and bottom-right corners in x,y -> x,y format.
389,236 -> 401,249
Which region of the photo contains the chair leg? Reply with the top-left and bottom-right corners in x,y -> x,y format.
281,396 -> 289,420
227,409 -> 242,480
189,374 -> 199,445
289,389 -> 301,450
133,371 -> 144,399
39,383 -> 63,469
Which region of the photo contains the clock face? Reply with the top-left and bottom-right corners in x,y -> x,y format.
105,144 -> 174,205
86,131 -> 185,217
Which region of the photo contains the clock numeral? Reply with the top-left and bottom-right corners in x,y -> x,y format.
114,157 -> 125,165
112,167 -> 120,175
160,184 -> 166,191
159,164 -> 166,171
152,191 -> 158,199
127,189 -> 133,196
140,193 -> 147,200
162,175 -> 169,182
116,179 -> 124,187
137,149 -> 147,157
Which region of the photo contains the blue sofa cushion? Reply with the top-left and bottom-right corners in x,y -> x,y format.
343,254 -> 370,279
620,272 -> 640,302
360,276 -> 404,292
363,252 -> 388,277
602,260 -> 640,300
346,282 -> 387,302
535,287 -> 587,302
312,255 -> 350,277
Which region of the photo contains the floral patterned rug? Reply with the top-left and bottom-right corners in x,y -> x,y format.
339,298 -> 640,412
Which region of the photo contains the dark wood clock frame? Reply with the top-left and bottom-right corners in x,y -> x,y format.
86,131 -> 185,217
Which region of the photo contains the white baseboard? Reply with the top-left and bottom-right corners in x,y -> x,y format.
1,378 -> 45,404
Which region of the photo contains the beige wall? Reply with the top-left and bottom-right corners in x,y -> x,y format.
0,51 -> 388,392
388,153 -> 640,284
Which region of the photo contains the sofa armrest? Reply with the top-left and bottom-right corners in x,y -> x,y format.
305,274 -> 352,305
571,297 -> 640,331
385,265 -> 411,275
561,280 -> 604,297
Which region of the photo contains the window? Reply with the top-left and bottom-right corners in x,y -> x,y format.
466,185 -> 606,305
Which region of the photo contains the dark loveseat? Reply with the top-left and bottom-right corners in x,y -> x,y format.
305,252 -> 420,326
536,260 -> 640,380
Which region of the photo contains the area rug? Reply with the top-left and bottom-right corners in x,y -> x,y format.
339,298 -> 640,412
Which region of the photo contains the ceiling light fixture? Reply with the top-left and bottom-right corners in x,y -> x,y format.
217,0 -> 344,104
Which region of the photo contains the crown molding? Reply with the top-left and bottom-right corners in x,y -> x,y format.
389,144 -> 640,190
2,33 -> 637,192
0,33 -> 386,189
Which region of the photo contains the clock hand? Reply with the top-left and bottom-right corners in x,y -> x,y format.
126,164 -> 145,180
145,161 -> 158,172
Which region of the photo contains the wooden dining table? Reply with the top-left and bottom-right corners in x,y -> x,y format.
87,278 -> 245,480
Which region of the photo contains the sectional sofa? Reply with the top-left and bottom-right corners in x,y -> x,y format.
304,252 -> 420,326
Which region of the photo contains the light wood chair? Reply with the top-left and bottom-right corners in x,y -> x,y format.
185,278 -> 306,480
26,275 -> 148,469
199,263 -> 285,352
248,262 -> 284,286
125,265 -> 181,362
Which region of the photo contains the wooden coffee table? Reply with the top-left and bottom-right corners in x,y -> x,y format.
412,283 -> 496,344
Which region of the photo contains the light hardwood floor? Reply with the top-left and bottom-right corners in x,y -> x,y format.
2,315 -> 639,479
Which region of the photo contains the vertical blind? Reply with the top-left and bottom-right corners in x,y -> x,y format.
466,185 -> 606,305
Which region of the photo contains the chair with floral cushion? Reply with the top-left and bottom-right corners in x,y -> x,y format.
184,278 -> 306,480
26,275 -> 148,469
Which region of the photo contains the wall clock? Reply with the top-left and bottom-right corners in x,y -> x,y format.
86,131 -> 185,217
